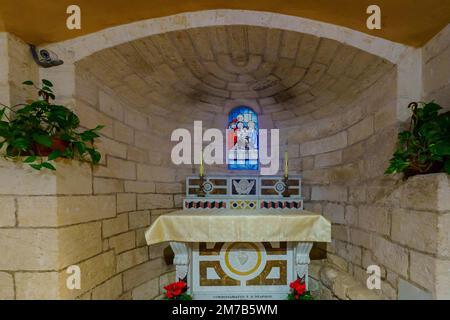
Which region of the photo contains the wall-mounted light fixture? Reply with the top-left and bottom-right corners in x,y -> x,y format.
29,44 -> 64,68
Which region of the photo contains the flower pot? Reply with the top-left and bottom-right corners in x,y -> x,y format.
34,137 -> 69,156
404,161 -> 444,179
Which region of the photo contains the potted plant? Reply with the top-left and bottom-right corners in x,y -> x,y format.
0,79 -> 103,170
385,101 -> 450,179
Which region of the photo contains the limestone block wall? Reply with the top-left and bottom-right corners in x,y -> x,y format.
1,161 -> 105,299
286,26 -> 450,297
0,33 -> 179,299
392,174 -> 450,299
0,163 -> 58,300
307,174 -> 450,300
65,67 -> 183,299
0,158 -> 177,300
0,33 -> 44,300
72,26 -> 396,179
423,23 -> 450,110
0,33 -> 39,106
284,66 -> 405,298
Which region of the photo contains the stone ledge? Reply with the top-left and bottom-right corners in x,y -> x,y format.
310,261 -> 383,300
400,173 -> 450,212
0,158 -> 92,196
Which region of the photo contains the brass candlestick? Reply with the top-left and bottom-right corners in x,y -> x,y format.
282,175 -> 290,197
197,151 -> 206,197
282,151 -> 290,197
197,174 -> 206,197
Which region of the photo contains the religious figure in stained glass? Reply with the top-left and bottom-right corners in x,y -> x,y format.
227,106 -> 259,170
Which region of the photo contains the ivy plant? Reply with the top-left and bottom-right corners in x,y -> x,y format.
385,101 -> 450,179
0,79 -> 104,170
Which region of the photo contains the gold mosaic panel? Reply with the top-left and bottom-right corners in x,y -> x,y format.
262,242 -> 287,255
199,261 -> 240,286
197,242 -> 289,287
246,260 -> 287,286
199,242 -> 224,255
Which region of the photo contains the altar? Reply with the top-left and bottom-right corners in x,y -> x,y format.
145,176 -> 331,300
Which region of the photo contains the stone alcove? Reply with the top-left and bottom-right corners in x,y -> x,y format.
0,10 -> 448,300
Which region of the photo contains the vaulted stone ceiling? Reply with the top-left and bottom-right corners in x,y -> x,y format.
76,25 -> 394,125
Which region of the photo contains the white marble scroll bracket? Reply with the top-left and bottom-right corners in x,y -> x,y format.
295,242 -> 313,289
170,242 -> 192,290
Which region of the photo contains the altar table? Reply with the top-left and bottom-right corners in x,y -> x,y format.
145,175 -> 331,300
145,209 -> 330,244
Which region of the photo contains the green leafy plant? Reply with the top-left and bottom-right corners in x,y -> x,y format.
385,101 -> 450,179
0,79 -> 104,170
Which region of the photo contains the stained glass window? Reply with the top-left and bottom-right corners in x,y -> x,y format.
227,106 -> 259,170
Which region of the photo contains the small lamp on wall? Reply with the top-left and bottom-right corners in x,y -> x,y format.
29,45 -> 64,68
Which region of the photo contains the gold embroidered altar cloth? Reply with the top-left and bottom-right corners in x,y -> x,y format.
145,209 -> 331,245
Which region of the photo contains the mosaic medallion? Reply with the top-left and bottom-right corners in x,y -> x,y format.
195,242 -> 291,289
202,181 -> 214,193
274,181 -> 286,193
222,242 -> 265,280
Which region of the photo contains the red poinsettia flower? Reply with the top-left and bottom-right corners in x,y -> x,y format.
173,281 -> 186,296
164,281 -> 187,299
289,278 -> 306,296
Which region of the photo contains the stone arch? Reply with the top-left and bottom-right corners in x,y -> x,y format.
41,9 -> 421,122
47,9 -> 408,64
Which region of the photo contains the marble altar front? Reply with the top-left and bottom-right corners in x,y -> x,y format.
145,176 -> 331,300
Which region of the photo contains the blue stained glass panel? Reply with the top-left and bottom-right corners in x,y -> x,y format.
227,106 -> 259,170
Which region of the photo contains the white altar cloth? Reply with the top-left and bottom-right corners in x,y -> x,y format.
145,209 -> 331,245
